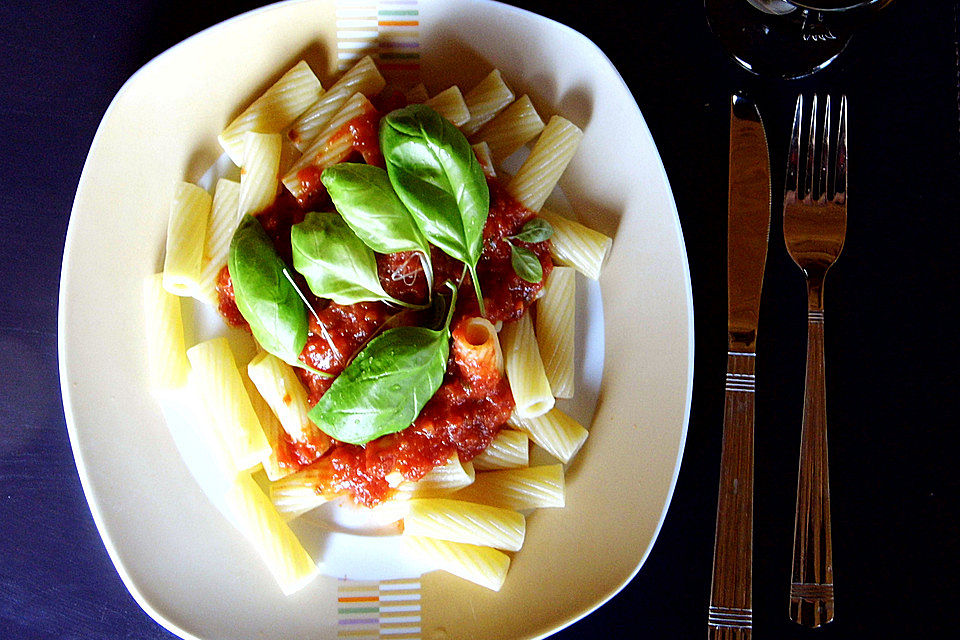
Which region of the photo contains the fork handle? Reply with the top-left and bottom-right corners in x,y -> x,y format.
789,305 -> 835,627
708,351 -> 755,640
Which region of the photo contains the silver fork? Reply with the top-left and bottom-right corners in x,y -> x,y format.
783,94 -> 847,628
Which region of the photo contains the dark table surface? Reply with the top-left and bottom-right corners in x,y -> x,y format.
1,1 -> 957,638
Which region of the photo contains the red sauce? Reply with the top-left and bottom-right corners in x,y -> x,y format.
297,301 -> 391,405
475,178 -> 553,322
215,266 -> 247,328
215,116 -> 554,507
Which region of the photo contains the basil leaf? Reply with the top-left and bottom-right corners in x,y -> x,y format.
228,214 -> 309,367
380,104 -> 489,314
510,217 -> 554,244
510,243 -> 544,283
308,286 -> 457,444
321,163 -> 431,258
291,211 -> 415,307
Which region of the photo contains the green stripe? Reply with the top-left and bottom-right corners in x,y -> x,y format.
338,606 -> 379,614
379,10 -> 419,16
379,52 -> 420,60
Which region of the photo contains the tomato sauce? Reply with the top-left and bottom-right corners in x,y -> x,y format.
216,105 -> 553,507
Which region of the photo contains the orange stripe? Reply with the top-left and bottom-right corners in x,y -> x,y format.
379,20 -> 419,26
337,596 -> 379,603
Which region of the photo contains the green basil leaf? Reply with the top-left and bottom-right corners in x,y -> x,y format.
380,104 -> 489,314
308,286 -> 457,444
510,243 -> 544,283
228,214 -> 309,367
321,163 -> 431,257
510,217 -> 554,244
291,211 -> 414,307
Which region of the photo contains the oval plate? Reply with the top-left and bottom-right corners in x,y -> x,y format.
58,1 -> 694,638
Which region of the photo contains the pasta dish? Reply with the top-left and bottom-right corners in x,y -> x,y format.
143,56 -> 611,594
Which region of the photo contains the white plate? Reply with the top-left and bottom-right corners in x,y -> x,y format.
59,1 -> 693,638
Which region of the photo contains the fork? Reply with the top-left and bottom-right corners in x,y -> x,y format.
783,94 -> 847,628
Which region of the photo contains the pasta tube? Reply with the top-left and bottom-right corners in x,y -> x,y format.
507,116 -> 583,212
453,464 -> 565,511
500,313 -> 554,419
539,209 -> 612,281
282,92 -> 377,200
186,369 -> 242,476
238,358 -> 290,482
238,132 -> 281,218
392,453 -> 476,498
472,141 -> 496,178
403,498 -> 525,552
536,266 -> 576,398
471,94 -> 545,166
186,338 -> 270,471
162,181 -> 210,297
269,467 -> 332,521
218,60 -> 323,165
472,429 -> 529,471
509,408 -> 588,464
246,351 -> 332,456
461,70 -> 514,136
194,178 -> 241,306
142,273 -> 190,390
452,317 -> 504,392
225,473 -> 319,594
406,536 -> 510,592
424,86 -> 470,127
287,56 -> 385,151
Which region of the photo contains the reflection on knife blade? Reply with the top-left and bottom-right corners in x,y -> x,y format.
707,93 -> 771,640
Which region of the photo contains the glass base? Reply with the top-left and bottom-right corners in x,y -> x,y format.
705,0 -> 854,79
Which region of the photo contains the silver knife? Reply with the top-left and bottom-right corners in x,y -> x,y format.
707,94 -> 771,640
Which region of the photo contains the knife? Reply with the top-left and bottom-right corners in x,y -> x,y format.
707,94 -> 771,640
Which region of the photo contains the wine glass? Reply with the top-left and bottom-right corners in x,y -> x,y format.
705,0 -> 894,79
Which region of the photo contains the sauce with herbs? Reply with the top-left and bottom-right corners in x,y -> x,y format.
216,109 -> 552,507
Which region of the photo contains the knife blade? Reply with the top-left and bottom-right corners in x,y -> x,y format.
708,94 -> 771,640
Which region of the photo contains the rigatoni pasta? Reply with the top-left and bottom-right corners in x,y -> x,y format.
287,56 -> 385,151
507,116 -> 583,212
162,181 -> 210,297
472,94 -> 546,166
218,60 -> 323,165
246,351 -> 331,456
403,498 -> 525,552
461,69 -> 515,136
406,536 -> 510,592
392,453 -> 476,498
423,86 -> 470,127
225,472 -> 319,594
509,408 -> 589,464
471,429 -> 530,471
539,208 -> 612,280
186,337 -> 270,472
453,464 -> 565,511
536,266 -> 576,398
194,178 -> 241,307
500,312 -> 554,419
282,92 -> 377,200
239,132 -> 282,218
148,56 -> 616,596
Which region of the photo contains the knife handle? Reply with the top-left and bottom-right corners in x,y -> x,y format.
708,351 -> 755,640
789,308 -> 834,627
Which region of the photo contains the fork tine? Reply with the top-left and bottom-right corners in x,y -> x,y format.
819,96 -> 831,201
834,95 -> 848,203
786,95 -> 802,196
804,95 -> 817,201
